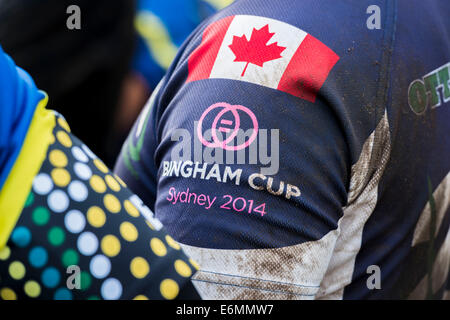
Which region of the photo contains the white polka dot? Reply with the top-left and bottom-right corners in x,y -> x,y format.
74,162 -> 92,180
101,278 -> 122,300
71,146 -> 89,163
77,232 -> 98,256
47,190 -> 69,213
33,173 -> 53,195
90,255 -> 111,279
64,210 -> 86,234
81,144 -> 97,160
68,180 -> 88,202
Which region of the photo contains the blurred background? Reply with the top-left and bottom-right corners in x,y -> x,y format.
0,0 -> 233,166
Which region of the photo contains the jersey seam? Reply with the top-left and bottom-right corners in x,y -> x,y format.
197,269 -> 320,288
191,278 -> 316,297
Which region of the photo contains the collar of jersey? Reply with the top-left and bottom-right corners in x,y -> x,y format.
0,95 -> 55,249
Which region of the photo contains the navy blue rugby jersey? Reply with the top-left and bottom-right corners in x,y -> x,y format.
115,0 -> 450,299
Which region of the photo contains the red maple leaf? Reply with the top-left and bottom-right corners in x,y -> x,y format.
228,24 -> 286,77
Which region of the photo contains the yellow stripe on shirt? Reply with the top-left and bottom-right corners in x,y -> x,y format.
203,0 -> 234,10
135,11 -> 179,70
0,95 -> 55,249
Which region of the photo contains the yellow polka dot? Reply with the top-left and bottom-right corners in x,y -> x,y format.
51,168 -> 71,187
130,257 -> 150,279
189,258 -> 200,271
105,175 -> 121,192
24,281 -> 41,298
165,235 -> 180,250
49,149 -> 68,168
150,238 -> 167,257
93,159 -> 109,174
87,206 -> 106,228
104,194 -> 121,213
56,130 -> 72,148
9,261 -> 26,280
0,246 -> 11,260
133,295 -> 149,300
0,288 -> 17,300
114,174 -> 127,187
101,235 -> 121,257
174,260 -> 192,278
160,279 -> 179,300
124,200 -> 139,218
57,117 -> 71,132
120,222 -> 138,242
90,175 -> 107,193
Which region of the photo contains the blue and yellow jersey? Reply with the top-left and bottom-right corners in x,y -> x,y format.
0,48 -> 54,246
133,0 -> 233,89
0,46 -> 199,300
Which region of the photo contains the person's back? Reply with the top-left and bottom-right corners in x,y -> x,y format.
0,45 -> 200,300
115,0 -> 450,299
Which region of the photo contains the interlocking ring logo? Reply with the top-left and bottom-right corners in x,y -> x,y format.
196,102 -> 259,151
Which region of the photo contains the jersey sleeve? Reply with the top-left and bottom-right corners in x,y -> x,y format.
132,0 -> 223,89
115,1 -> 392,299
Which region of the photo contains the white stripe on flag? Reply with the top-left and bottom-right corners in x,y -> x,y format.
209,15 -> 308,89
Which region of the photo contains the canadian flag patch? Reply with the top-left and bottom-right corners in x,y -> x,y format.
187,15 -> 339,103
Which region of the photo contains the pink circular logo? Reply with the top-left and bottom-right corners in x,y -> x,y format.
197,102 -> 259,151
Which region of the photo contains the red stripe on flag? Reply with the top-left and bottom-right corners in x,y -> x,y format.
277,34 -> 339,103
187,16 -> 235,83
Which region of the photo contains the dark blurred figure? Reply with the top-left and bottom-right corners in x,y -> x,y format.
0,0 -> 136,166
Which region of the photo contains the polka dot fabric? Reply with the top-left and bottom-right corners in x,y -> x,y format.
0,116 -> 199,300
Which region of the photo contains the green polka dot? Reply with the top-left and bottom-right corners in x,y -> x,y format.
87,295 -> 100,300
25,193 -> 34,208
80,272 -> 91,291
32,207 -> 50,226
62,249 -> 79,267
48,227 -> 65,246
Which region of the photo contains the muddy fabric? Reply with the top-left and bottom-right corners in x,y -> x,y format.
115,0 -> 450,299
